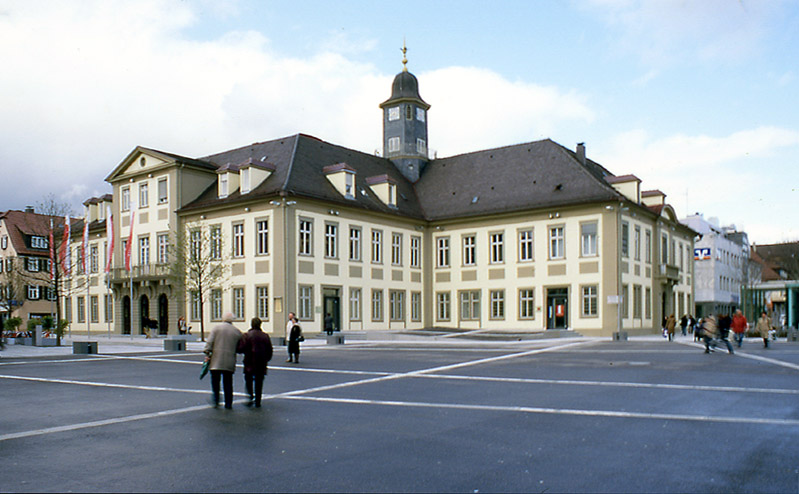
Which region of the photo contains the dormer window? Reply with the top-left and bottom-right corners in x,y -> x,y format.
241,168 -> 251,194
366,174 -> 398,208
323,163 -> 357,200
219,175 -> 229,198
31,236 -> 48,249
345,172 -> 354,198
388,184 -> 396,207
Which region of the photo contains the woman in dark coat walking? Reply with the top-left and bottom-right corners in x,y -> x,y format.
237,317 -> 273,407
287,318 -> 303,364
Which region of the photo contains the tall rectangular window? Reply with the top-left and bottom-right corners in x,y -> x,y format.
582,285 -> 598,317
490,290 -> 505,319
157,178 -> 168,204
65,297 -> 72,322
411,292 -> 421,322
490,233 -> 504,263
350,288 -> 361,321
462,235 -> 476,266
104,294 -> 113,322
388,137 -> 400,152
634,226 -> 641,261
460,290 -> 480,321
661,234 -> 668,264
211,225 -> 222,260
190,230 -> 201,262
121,187 -> 130,211
519,230 -> 534,262
645,230 -> 652,263
371,230 -> 382,263
436,237 -> 450,267
437,292 -> 450,321
138,236 -> 150,265
90,244 -> 99,273
157,233 -> 169,264
349,227 -> 361,261
410,236 -> 421,268
256,286 -> 269,319
299,285 -> 313,320
621,222 -> 629,258
325,223 -> 338,258
391,233 -> 402,266
299,219 -> 313,256
233,287 -> 245,320
256,220 -> 269,255
233,223 -> 244,258
633,285 -> 643,319
90,295 -> 99,323
191,291 -> 201,321
519,289 -> 535,319
549,226 -> 565,259
211,289 -> 223,320
77,296 -> 85,323
139,182 -> 149,208
622,284 -> 629,319
581,222 -> 597,257
371,289 -> 383,322
389,290 -> 405,321
645,287 -> 652,319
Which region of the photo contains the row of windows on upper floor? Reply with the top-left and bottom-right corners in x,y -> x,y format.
120,176 -> 168,211
0,283 -> 57,302
0,234 -> 48,251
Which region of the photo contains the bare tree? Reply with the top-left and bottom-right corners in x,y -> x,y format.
168,221 -> 230,342
0,260 -> 26,342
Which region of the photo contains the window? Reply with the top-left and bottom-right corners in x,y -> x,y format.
437,292 -> 451,321
371,230 -> 382,264
256,220 -> 269,255
90,295 -> 99,323
645,287 -> 652,319
256,286 -> 269,319
519,230 -> 534,262
233,287 -> 245,320
490,290 -> 505,319
389,290 -> 405,321
622,284 -> 629,319
621,222 -> 629,258
76,296 -> 85,322
519,289 -> 535,319
211,226 -> 222,260
241,168 -> 250,193
391,233 -> 402,266
211,289 -> 222,320
436,237 -> 450,267
371,289 -> 383,322
104,294 -> 113,323
388,184 -> 397,207
410,236 -> 421,268
549,226 -> 565,259
460,290 -> 480,321
416,107 -> 425,122
462,235 -> 476,266
582,285 -> 598,317
27,257 -> 39,272
349,227 -> 361,261
121,187 -> 130,211
406,105 -> 412,120
31,236 -> 48,249
299,219 -> 313,256
138,237 -> 150,266
158,178 -> 168,204
325,223 -> 338,258
388,106 -> 400,121
345,173 -> 354,199
645,230 -> 652,263
139,182 -> 149,208
65,297 -> 72,322
634,226 -> 641,261
490,232 -> 504,264
90,244 -> 98,273
299,285 -> 313,320
191,291 -> 201,321
416,138 -> 427,155
388,137 -> 400,152
350,288 -> 361,321
661,234 -> 668,264
190,230 -> 201,262
232,223 -> 244,258
411,292 -> 421,322
1,235 -> 7,249
219,175 -> 229,198
157,234 -> 169,264
633,285 -> 642,319
581,222 -> 597,257
28,285 -> 41,300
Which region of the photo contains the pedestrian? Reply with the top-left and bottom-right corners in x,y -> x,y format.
287,316 -> 304,364
285,312 -> 298,362
755,311 -> 773,348
203,312 -> 242,409
237,317 -> 273,408
680,315 -> 688,337
324,312 -> 334,335
665,314 -> 677,342
702,314 -> 718,353
731,309 -> 748,348
688,314 -> 696,336
717,313 -> 734,354
694,316 -> 704,342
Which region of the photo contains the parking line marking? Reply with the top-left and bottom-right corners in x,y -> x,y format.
676,341 -> 799,371
0,373 -> 221,395
282,395 -> 799,427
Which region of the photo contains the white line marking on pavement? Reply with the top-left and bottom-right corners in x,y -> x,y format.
677,340 -> 799,371
0,373 -> 222,395
282,395 -> 799,427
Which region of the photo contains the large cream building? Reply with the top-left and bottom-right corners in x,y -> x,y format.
60,60 -> 695,339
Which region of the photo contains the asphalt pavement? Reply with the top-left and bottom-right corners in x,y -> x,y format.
2,332 -> 798,493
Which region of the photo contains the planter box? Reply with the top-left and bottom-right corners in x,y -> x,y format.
38,338 -> 58,347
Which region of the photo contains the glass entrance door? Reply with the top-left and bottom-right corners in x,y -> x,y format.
546,287 -> 569,329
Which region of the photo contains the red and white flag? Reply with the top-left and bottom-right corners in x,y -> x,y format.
105,208 -> 114,273
124,208 -> 135,271
60,215 -> 71,273
49,219 -> 55,280
81,219 -> 89,272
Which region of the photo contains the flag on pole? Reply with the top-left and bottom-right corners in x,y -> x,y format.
49,219 -> 55,280
82,219 -> 89,273
124,205 -> 136,271
60,215 -> 71,273
105,207 -> 114,273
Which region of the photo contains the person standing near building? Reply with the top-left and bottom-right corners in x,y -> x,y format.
756,311 -> 774,349
203,312 -> 242,409
285,312 -> 298,362
237,317 -> 273,408
665,314 -> 677,342
680,315 -> 688,337
287,315 -> 304,364
324,313 -> 334,335
702,314 -> 718,353
731,310 -> 748,348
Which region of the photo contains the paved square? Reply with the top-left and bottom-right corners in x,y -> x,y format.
2,336 -> 799,492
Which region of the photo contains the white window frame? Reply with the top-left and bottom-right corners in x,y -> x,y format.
325,223 -> 338,259
436,236 -> 450,268
232,287 -> 245,320
490,289 -> 505,320
349,288 -> 361,321
371,229 -> 382,264
157,178 -> 168,204
391,233 -> 402,266
460,290 -> 480,321
157,233 -> 169,264
389,290 -> 405,322
549,226 -> 565,260
581,222 -> 598,257
519,229 -> 534,262
299,219 -> 313,256
388,137 -> 400,152
462,235 -> 476,266
489,232 -> 504,264
349,227 -> 361,261
371,289 -> 383,322
256,220 -> 269,256
139,182 -> 149,208
582,285 -> 598,317
211,289 -> 223,321
410,236 -> 421,268
437,292 -> 450,321
411,292 -> 421,322
519,288 -> 535,320
232,223 -> 244,258
298,285 -> 313,320
256,286 -> 269,320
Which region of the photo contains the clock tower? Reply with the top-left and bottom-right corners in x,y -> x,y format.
379,43 -> 430,183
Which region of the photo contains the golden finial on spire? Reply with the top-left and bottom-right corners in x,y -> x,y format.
401,39 -> 408,72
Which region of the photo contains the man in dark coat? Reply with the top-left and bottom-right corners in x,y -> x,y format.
237,317 -> 273,407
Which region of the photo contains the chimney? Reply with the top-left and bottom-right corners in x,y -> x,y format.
24,206 -> 34,213
576,142 -> 586,165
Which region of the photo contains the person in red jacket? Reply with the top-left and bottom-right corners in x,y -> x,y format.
731,309 -> 748,348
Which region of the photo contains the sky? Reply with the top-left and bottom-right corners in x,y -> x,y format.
1,0 -> 797,245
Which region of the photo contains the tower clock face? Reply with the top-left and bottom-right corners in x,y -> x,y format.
416,107 -> 425,122
388,107 -> 400,121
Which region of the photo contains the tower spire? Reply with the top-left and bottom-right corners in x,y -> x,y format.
401,39 -> 408,72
